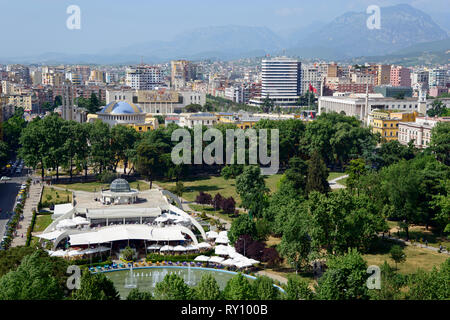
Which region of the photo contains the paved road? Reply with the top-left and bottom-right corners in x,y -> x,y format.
328,174 -> 348,189
0,169 -> 29,239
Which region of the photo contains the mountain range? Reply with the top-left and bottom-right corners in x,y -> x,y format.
2,3 -> 449,65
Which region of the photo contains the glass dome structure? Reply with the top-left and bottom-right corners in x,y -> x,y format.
110,179 -> 131,193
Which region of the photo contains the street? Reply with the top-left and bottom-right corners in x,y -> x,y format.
0,169 -> 29,239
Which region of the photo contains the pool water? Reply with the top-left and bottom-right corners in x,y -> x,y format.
101,266 -> 252,299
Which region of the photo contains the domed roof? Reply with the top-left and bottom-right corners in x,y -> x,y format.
110,178 -> 131,193
99,101 -> 142,114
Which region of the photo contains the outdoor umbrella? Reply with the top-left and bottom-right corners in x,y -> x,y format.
194,255 -> 210,262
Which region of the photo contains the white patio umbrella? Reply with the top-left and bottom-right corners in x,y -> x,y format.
194,255 -> 210,262
173,245 -> 186,252
147,244 -> 162,250
185,244 -> 199,251
197,242 -> 211,249
208,256 -> 225,263
235,260 -> 253,268
215,245 -> 229,256
218,231 -> 228,238
220,259 -> 237,266
206,231 -> 219,239
160,245 -> 174,252
215,237 -> 229,244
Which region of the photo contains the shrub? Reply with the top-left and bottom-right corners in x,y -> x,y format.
196,191 -> 212,205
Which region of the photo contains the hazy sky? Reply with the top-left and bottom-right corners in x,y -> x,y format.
0,0 -> 448,57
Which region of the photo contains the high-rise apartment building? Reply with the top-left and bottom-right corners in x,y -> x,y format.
126,65 -> 164,90
390,66 -> 411,87
171,60 -> 196,89
377,65 -> 391,85
411,70 -> 429,90
429,68 -> 447,88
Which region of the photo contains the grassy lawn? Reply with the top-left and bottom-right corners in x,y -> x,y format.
189,203 -> 238,222
54,180 -> 150,192
34,214 -> 53,232
338,177 -> 348,186
41,186 -> 72,205
327,171 -> 346,181
363,245 -> 448,274
155,174 -> 282,205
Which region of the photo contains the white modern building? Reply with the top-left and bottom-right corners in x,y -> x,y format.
250,56 -> 301,107
429,68 -> 447,88
126,65 -> 164,90
37,180 -> 208,253
300,65 -> 322,96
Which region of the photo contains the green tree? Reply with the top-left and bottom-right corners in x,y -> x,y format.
261,95 -> 274,113
236,165 -> 269,218
406,258 -> 450,300
370,261 -> 405,300
87,120 -> 113,173
315,248 -> 369,300
252,275 -> 279,300
0,251 -> 64,300
111,124 -> 140,173
72,271 -> 120,300
430,122 -> 450,165
126,288 -> 153,300
278,205 -> 311,273
306,151 -> 330,195
390,245 -> 406,270
379,160 -> 423,240
2,107 -> 26,155
135,138 -> 170,189
19,117 -> 48,179
223,273 -> 255,300
0,141 -> 8,168
427,99 -> 445,117
154,274 -> 193,300
228,214 -> 257,244
284,277 -> 313,300
194,274 -> 222,300
345,158 -> 367,194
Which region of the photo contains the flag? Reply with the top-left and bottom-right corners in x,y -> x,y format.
309,83 -> 317,93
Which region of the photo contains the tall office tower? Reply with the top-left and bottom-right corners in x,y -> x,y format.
171,60 -> 196,89
65,72 -> 82,85
377,64 -> 391,85
428,68 -> 447,88
260,56 -> 301,107
126,65 -> 163,90
390,66 -> 411,87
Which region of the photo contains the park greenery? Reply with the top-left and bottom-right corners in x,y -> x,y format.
1,108 -> 449,300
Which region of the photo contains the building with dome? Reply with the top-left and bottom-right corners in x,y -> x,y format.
87,101 -> 146,126
101,178 -> 139,205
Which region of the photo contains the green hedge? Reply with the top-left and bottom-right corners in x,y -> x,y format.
146,249 -> 214,263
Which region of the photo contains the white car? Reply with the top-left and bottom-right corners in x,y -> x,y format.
0,176 -> 11,181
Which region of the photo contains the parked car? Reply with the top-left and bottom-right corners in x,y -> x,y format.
0,176 -> 11,181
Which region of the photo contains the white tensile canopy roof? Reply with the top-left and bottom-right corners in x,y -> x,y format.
68,225 -> 187,246
54,203 -> 74,216
160,245 -> 174,251
36,230 -> 65,241
173,245 -> 186,252
194,255 -> 210,262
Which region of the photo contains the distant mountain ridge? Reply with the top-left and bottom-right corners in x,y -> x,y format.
2,4 -> 449,64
